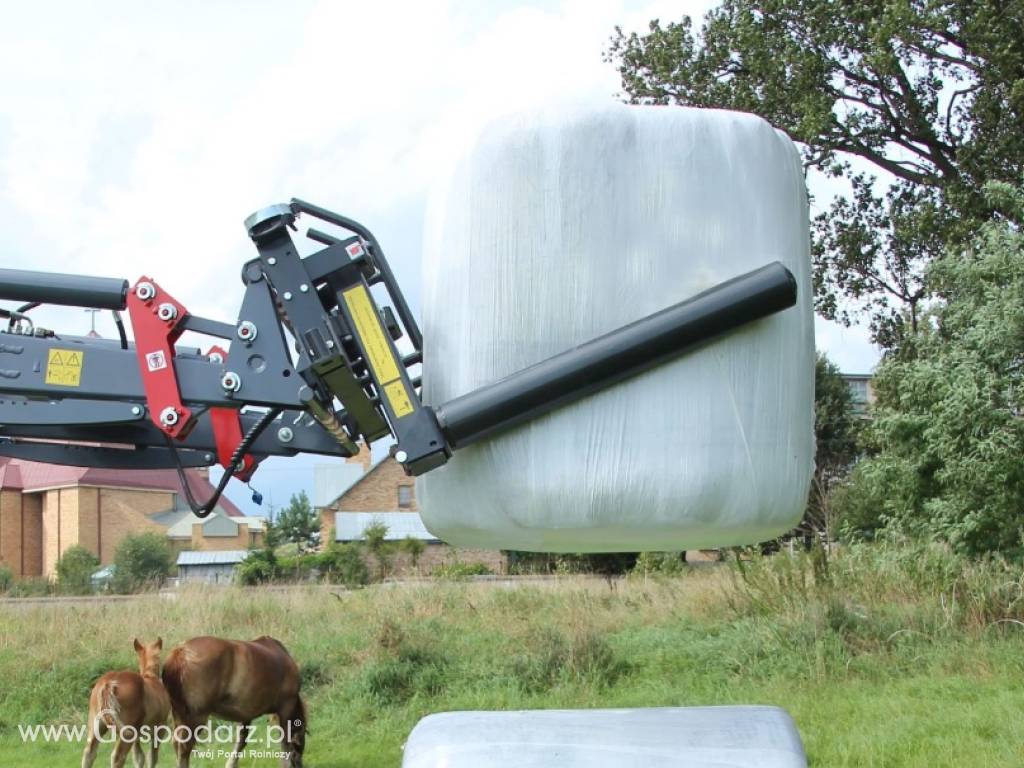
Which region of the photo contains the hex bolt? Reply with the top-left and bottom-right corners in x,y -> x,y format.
209,352 -> 224,364
157,303 -> 178,322
395,450 -> 409,463
277,426 -> 294,443
221,371 -> 242,393
159,407 -> 179,427
237,320 -> 258,342
283,291 -> 293,301
135,282 -> 156,301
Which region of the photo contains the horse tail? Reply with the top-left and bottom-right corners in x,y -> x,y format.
98,681 -> 124,732
294,694 -> 308,735
161,651 -> 189,718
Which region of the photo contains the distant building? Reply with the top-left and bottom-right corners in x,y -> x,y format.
176,549 -> 250,584
316,445 -> 507,575
0,459 -> 264,580
841,373 -> 875,416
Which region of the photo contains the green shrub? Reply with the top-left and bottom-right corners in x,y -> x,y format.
0,564 -> 13,593
112,533 -> 174,593
318,543 -> 369,588
631,551 -> 685,577
7,577 -> 53,598
55,545 -> 100,595
236,547 -> 278,586
433,561 -> 492,579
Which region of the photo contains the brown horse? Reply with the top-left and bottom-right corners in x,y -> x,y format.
162,636 -> 306,768
82,637 -> 171,768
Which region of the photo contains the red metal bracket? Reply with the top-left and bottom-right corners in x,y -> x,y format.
126,277 -> 194,439
207,345 -> 258,482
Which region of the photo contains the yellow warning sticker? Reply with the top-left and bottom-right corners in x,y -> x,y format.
342,284 -> 401,384
383,379 -> 415,419
45,348 -> 84,387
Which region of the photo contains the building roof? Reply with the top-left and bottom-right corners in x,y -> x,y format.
176,549 -> 251,566
334,511 -> 438,542
0,457 -> 245,517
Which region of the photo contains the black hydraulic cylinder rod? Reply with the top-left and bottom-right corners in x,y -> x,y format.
434,261 -> 797,449
0,268 -> 128,310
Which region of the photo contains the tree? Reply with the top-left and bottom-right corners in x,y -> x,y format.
836,182 -> 1024,557
273,491 -> 319,553
112,533 -> 174,593
400,536 -> 426,570
55,545 -> 100,595
362,522 -> 393,581
607,1 -> 1024,345
802,353 -> 860,540
236,547 -> 278,586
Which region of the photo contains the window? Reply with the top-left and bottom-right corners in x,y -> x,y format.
398,485 -> 413,509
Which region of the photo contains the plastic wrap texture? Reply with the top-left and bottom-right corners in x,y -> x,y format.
401,706 -> 808,768
418,104 -> 814,552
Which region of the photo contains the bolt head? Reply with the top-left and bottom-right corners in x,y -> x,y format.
209,352 -> 224,364
131,405 -> 143,416
159,407 -> 179,427
277,427 -> 294,443
267,257 -> 277,266
283,291 -> 293,301
300,284 -> 309,293
395,450 -> 409,463
237,321 -> 257,342
157,303 -> 178,321
221,371 -> 242,392
135,282 -> 156,301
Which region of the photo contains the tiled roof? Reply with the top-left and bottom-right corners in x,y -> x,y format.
0,457 -> 244,517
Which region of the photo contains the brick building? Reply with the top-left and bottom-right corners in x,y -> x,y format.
317,446 -> 507,575
0,457 -> 264,579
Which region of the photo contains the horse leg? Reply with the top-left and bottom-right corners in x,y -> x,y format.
148,741 -> 160,768
131,741 -> 145,768
171,715 -> 200,768
225,720 -> 251,768
81,716 -> 105,768
111,737 -> 134,768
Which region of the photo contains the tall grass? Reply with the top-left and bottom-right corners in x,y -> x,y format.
1,543 -> 1022,767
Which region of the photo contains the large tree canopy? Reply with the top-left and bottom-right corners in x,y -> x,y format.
836,182 -> 1024,557
607,0 -> 1024,345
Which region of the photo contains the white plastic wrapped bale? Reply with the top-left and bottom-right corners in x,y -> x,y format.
418,104 -> 814,552
401,707 -> 808,768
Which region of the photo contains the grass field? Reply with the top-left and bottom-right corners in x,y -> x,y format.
1,543 -> 1022,767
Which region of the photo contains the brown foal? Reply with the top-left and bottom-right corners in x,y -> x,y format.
162,635 -> 306,768
82,637 -> 171,768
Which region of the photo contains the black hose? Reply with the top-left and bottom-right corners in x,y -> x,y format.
165,407 -> 281,518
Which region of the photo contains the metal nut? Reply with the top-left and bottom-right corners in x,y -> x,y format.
157,303 -> 178,322
159,407 -> 179,427
221,371 -> 242,392
237,321 -> 258,342
277,427 -> 294,443
135,282 -> 156,301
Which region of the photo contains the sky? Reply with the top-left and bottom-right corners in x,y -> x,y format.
0,0 -> 880,516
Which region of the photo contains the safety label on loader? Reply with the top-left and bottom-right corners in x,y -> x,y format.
45,348 -> 83,387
